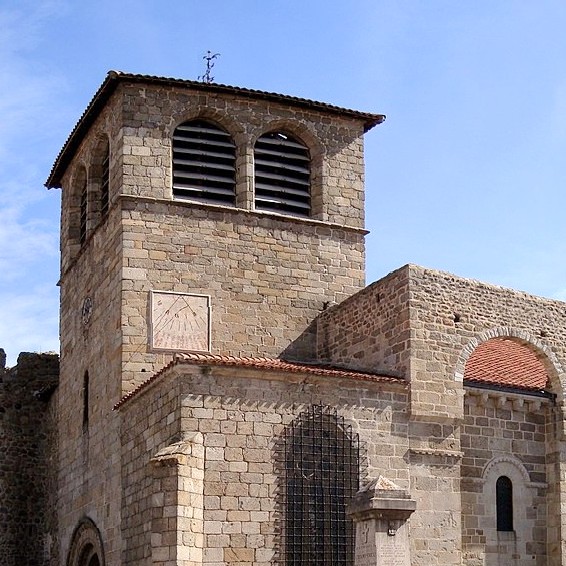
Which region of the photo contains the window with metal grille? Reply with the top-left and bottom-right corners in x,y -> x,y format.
281,406 -> 359,566
172,119 -> 236,205
100,143 -> 110,217
254,131 -> 310,216
496,475 -> 513,531
79,178 -> 88,246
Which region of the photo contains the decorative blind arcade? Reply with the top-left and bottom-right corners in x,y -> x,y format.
172,120 -> 236,205
254,132 -> 310,216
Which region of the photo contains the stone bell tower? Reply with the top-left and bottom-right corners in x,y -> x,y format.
45,71 -> 384,564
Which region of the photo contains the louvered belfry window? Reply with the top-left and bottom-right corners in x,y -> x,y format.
281,406 -> 358,566
79,179 -> 88,246
100,143 -> 110,217
254,131 -> 310,216
172,119 -> 236,205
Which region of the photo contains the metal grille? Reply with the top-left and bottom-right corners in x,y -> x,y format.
280,406 -> 359,566
172,119 -> 236,205
100,145 -> 110,217
254,131 -> 310,216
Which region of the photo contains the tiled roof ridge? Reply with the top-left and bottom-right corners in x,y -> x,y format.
114,353 -> 405,409
46,70 -> 385,188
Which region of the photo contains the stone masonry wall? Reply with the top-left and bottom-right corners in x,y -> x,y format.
119,364 -> 409,566
119,199 -> 365,391
118,82 -> 368,229
315,267 -> 411,376
56,78 -> 376,564
461,390 -> 552,566
314,264 -> 566,565
0,351 -> 59,566
59,141 -> 125,565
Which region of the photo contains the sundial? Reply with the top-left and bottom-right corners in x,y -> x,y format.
150,291 -> 211,352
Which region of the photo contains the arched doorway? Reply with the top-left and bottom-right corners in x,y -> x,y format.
66,518 -> 105,566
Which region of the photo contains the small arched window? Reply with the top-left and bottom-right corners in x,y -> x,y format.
172,119 -> 236,205
496,475 -> 513,531
254,131 -> 310,216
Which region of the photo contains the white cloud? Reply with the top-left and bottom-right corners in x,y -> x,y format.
0,283 -> 59,367
0,1 -> 64,363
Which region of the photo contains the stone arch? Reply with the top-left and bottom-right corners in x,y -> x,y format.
481,454 -> 534,486
66,517 -> 105,566
454,326 -> 564,400
250,119 -> 323,156
169,109 -> 244,147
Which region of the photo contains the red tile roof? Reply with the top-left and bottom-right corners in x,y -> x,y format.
464,338 -> 549,392
115,353 -> 404,409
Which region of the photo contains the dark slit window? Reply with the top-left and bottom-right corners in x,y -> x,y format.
496,475 -> 513,531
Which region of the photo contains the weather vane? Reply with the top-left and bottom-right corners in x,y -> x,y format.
198,50 -> 220,83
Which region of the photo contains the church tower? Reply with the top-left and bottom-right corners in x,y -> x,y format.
46,71 -> 383,564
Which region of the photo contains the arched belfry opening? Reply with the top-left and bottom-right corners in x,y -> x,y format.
254,130 -> 311,216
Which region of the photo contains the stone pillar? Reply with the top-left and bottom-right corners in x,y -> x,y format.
348,476 -> 416,566
150,433 -> 204,566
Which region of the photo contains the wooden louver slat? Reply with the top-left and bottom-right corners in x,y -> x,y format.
173,120 -> 236,205
254,132 -> 310,217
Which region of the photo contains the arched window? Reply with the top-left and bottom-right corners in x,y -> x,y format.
90,136 -> 110,224
281,406 -> 358,565
496,475 -> 513,531
254,131 -> 310,216
79,173 -> 88,246
172,119 -> 236,205
99,142 -> 110,218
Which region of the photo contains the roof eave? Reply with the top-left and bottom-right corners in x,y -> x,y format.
45,70 -> 385,188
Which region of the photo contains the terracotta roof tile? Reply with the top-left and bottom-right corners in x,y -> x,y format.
464,338 -> 548,392
115,353 -> 404,409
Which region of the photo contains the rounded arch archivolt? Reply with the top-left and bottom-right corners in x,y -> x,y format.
250,119 -> 323,156
66,517 -> 105,566
169,109 -> 244,146
482,455 -> 533,486
454,326 -> 565,400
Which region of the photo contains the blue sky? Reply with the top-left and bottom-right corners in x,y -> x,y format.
2,0 -> 566,365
